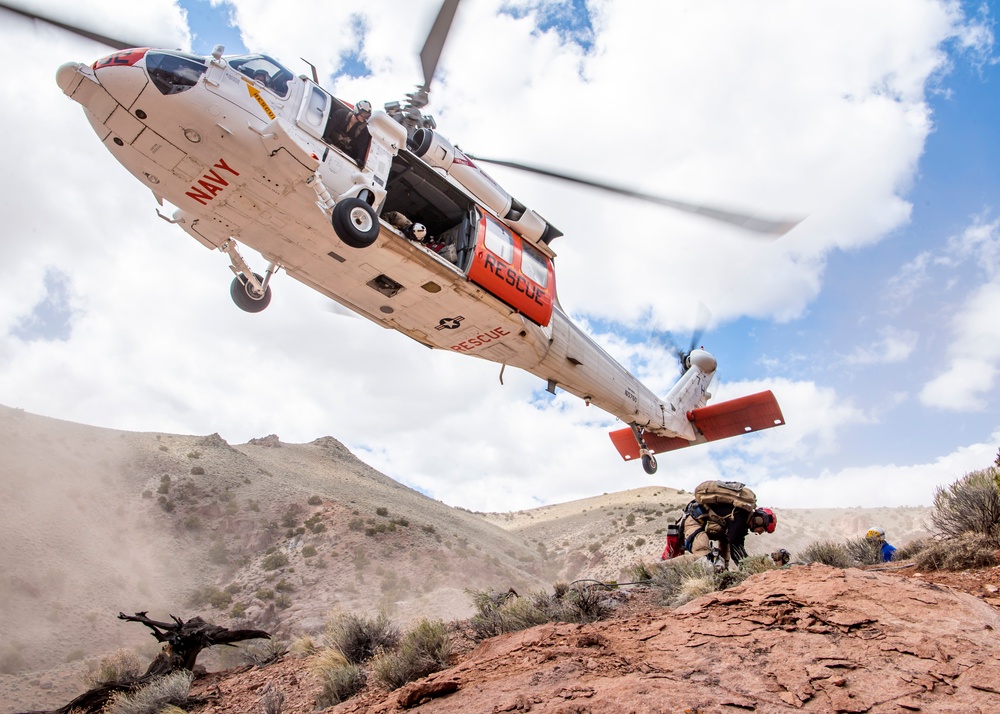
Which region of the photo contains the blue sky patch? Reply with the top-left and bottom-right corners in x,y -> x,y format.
13,269 -> 74,342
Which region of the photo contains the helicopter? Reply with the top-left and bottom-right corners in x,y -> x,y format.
7,0 -> 792,476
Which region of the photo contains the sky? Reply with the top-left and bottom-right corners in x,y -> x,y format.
1,0 -> 998,513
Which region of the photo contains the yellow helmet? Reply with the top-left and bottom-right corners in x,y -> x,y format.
866,527 -> 885,539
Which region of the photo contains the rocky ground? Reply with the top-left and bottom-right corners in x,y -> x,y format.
172,562 -> 1000,714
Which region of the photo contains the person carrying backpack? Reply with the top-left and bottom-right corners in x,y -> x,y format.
669,480 -> 777,568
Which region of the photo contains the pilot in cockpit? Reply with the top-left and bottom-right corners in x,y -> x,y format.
251,69 -> 270,87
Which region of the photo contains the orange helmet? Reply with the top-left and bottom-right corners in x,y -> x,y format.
751,507 -> 777,533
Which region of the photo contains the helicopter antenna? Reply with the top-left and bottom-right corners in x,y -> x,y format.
301,57 -> 320,84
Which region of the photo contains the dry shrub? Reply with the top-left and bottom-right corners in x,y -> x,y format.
844,536 -> 884,566
314,662 -> 366,707
289,634 -> 319,657
372,619 -> 452,691
734,555 -> 775,577
675,574 -> 718,605
104,671 -> 193,714
913,533 -> 999,571
932,468 -> 1000,542
468,589 -> 548,641
648,552 -> 777,605
628,561 -> 653,582
893,538 -> 930,561
799,540 -> 853,568
260,684 -> 285,714
324,611 -> 399,664
84,648 -> 143,687
220,638 -> 285,667
647,559 -> 720,606
309,647 -> 349,675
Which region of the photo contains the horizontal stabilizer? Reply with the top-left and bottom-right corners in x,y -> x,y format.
609,390 -> 784,461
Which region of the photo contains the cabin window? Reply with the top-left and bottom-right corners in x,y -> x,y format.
304,87 -> 329,129
483,219 -> 514,264
521,242 -> 549,288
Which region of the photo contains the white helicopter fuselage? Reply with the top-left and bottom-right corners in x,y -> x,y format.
56,46 -> 780,471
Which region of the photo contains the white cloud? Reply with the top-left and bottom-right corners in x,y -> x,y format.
844,327 -> 919,365
920,282 -> 1000,410
759,431 -> 1000,508
919,217 -> 1000,409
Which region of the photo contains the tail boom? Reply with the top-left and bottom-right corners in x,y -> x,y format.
609,390 -> 785,462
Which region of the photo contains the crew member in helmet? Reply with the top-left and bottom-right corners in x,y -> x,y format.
251,69 -> 270,87
771,548 -> 791,567
865,526 -> 897,562
679,503 -> 777,569
324,99 -> 373,165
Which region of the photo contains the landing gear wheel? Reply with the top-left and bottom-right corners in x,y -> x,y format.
332,197 -> 379,249
230,272 -> 271,313
641,453 -> 658,475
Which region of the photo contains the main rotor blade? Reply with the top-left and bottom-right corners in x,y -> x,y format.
467,155 -> 802,237
0,1 -> 136,50
419,0 -> 461,91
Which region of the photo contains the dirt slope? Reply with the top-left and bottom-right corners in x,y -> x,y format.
181,564 -> 1000,714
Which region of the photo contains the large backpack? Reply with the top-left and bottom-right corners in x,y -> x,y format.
694,480 -> 757,512
683,480 -> 758,541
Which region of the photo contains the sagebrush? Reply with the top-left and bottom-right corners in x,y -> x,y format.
372,619 -> 452,690
324,611 -> 400,664
104,670 -> 193,714
932,468 -> 1000,543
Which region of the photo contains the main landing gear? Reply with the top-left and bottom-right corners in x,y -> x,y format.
630,423 -> 658,475
331,197 -> 379,249
221,239 -> 277,313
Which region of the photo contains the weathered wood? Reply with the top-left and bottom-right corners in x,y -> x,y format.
18,612 -> 271,714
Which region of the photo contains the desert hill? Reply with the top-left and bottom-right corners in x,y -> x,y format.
483,490 -> 933,580
0,404 -> 939,712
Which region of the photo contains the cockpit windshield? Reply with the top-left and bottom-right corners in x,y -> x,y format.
229,55 -> 294,97
146,52 -> 207,95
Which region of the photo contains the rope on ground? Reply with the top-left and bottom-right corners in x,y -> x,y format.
569,578 -> 652,589
866,562 -> 917,572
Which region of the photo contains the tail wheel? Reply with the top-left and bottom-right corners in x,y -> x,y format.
230,272 -> 272,313
641,453 -> 658,475
332,197 -> 379,248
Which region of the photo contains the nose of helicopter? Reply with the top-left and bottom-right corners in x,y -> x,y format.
56,49 -> 151,117
55,61 -> 86,95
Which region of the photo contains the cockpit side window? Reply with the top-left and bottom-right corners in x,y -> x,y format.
229,55 -> 293,97
146,52 -> 207,95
